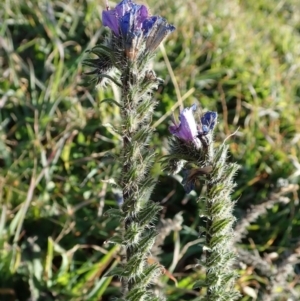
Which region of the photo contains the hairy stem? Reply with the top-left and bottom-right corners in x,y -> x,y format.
205,183 -> 213,298
121,65 -> 137,292
115,58 -> 163,300
202,144 -> 240,301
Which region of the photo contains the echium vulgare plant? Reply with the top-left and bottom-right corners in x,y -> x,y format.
163,105 -> 240,300
84,0 -> 175,300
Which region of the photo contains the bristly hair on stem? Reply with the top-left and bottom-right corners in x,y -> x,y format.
165,105 -> 241,300
84,1 -> 175,300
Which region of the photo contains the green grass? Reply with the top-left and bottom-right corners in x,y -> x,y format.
1,0 -> 300,300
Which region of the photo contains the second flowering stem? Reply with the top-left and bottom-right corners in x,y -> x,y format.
166,105 -> 240,300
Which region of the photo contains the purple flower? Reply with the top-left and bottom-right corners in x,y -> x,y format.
144,17 -> 175,52
199,111 -> 218,136
102,0 -> 175,52
169,104 -> 199,144
102,0 -> 146,36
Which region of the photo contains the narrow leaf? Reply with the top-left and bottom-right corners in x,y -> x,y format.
100,98 -> 122,108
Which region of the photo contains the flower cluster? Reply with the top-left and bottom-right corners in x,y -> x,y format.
102,0 -> 175,56
168,105 -> 217,193
169,104 -> 218,148
85,0 -> 175,85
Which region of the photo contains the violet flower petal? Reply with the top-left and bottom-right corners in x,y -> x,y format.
142,16 -> 158,35
102,0 -> 135,35
102,10 -> 119,35
169,104 -> 198,142
119,11 -> 131,34
115,0 -> 132,16
120,4 -> 148,35
135,5 -> 148,29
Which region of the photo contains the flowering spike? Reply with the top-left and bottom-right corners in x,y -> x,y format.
102,0 -> 175,56
84,1 -> 176,300
165,105 -> 240,300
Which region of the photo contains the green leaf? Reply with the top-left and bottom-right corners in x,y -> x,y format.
105,208 -> 124,218
192,280 -> 208,289
105,266 -> 128,277
89,44 -> 116,64
96,74 -> 122,87
100,98 -> 122,108
211,218 -> 231,235
106,235 -> 123,245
